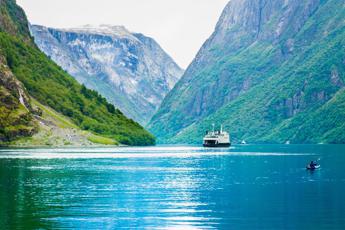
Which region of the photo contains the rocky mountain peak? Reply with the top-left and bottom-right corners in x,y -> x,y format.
63,24 -> 138,41
183,0 -> 323,83
149,0 -> 345,144
30,24 -> 184,125
195,0 -> 321,61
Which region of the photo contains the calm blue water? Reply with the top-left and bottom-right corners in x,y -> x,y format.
0,145 -> 345,229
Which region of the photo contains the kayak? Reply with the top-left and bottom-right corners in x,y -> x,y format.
306,164 -> 320,170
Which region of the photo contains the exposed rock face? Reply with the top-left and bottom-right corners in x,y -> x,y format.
149,0 -> 345,144
0,55 -> 37,142
0,0 -> 31,41
0,56 -> 31,110
158,0 -> 321,121
30,25 -> 184,124
195,0 -> 320,58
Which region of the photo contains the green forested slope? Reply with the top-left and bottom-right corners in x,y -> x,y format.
171,26 -> 345,144
0,0 -> 155,146
149,0 -> 345,144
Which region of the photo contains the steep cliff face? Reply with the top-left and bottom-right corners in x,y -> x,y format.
0,0 -> 31,40
0,0 -> 36,143
30,25 -> 184,124
149,0 -> 345,144
0,55 -> 37,142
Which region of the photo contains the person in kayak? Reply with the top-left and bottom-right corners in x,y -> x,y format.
310,161 -> 318,168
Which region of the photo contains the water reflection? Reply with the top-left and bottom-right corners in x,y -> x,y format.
0,160 -> 54,229
0,145 -> 345,229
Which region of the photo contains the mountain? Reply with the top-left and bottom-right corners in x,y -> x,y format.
0,0 -> 155,146
30,24 -> 184,124
148,0 -> 345,144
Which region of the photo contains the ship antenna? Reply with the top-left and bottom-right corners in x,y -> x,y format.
212,123 -> 215,133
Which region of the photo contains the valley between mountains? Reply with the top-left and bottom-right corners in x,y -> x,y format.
1,0 -> 345,146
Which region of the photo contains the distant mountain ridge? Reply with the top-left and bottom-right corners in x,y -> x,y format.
149,0 -> 345,144
30,24 -> 184,124
0,0 -> 154,146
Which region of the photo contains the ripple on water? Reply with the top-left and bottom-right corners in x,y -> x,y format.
0,146 -> 315,159
1,145 -> 345,229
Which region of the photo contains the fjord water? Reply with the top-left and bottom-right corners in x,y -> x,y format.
1,145 -> 345,229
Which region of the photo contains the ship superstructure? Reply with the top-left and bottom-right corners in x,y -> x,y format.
203,124 -> 231,147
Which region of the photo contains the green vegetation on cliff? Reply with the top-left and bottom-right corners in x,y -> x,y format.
0,53 -> 37,143
149,0 -> 345,144
0,83 -> 36,142
0,0 -> 155,146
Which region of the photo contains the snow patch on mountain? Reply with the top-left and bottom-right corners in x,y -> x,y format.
30,24 -> 184,124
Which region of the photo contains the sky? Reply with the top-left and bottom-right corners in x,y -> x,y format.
17,0 -> 229,68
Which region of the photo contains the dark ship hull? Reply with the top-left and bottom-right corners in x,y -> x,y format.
203,140 -> 231,147
203,143 -> 231,147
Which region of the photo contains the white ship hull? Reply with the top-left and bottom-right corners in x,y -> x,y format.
203,125 -> 231,147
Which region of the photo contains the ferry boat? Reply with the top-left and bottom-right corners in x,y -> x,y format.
203,124 -> 231,147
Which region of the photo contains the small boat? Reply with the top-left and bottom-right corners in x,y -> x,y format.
203,124 -> 231,147
241,140 -> 247,145
306,162 -> 320,170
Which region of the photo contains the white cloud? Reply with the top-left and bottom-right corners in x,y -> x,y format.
17,0 -> 229,68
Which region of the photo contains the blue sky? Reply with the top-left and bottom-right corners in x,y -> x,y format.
17,0 -> 229,68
